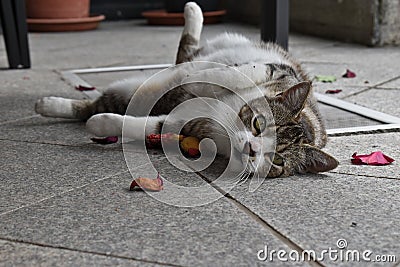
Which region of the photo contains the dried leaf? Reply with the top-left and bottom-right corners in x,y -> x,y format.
180,136 -> 200,157
315,75 -> 336,83
130,173 -> 164,191
75,85 -> 96,91
325,89 -> 342,94
342,69 -> 356,78
351,151 -> 394,165
91,136 -> 118,144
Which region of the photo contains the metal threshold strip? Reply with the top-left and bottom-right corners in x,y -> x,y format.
61,64 -> 400,136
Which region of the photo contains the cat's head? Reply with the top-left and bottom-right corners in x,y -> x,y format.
235,81 -> 338,178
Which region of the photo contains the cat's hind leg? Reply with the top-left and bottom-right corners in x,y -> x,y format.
175,2 -> 203,64
35,75 -> 147,120
86,113 -> 166,140
35,97 -> 94,120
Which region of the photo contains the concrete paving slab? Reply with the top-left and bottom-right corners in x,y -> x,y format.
0,164 -> 305,267
325,133 -> 400,179
312,84 -> 368,99
319,103 -> 381,130
344,89 -> 400,117
290,40 -> 400,69
0,140 -> 136,214
0,240 -> 159,267
0,70 -> 83,123
0,116 -> 96,146
26,21 -> 180,70
226,173 -> 400,266
1,19 -> 400,267
303,62 -> 397,88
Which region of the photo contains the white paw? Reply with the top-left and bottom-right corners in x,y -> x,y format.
35,97 -> 74,118
184,2 -> 204,25
86,113 -> 123,137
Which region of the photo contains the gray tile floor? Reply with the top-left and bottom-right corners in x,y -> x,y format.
0,21 -> 399,266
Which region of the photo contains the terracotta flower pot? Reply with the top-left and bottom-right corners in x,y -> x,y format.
26,0 -> 90,19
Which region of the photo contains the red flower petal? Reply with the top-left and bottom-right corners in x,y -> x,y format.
130,173 -> 164,191
351,151 -> 394,165
75,85 -> 96,91
91,136 -> 118,144
146,133 -> 184,148
325,89 -> 342,94
342,69 -> 356,78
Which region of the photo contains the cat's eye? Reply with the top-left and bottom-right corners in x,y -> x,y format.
272,154 -> 284,166
253,114 -> 266,135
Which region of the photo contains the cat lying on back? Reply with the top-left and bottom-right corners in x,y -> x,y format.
35,2 -> 338,178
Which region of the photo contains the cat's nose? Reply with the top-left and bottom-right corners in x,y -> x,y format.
242,141 -> 256,157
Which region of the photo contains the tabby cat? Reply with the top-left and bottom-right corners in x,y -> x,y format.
35,2 -> 338,178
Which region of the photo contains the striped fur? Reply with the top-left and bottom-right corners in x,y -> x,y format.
35,2 -> 338,177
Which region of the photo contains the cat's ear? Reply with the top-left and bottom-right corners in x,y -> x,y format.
279,82 -> 311,117
300,144 -> 338,173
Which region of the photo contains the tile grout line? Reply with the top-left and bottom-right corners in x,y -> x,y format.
343,75 -> 400,99
374,87 -> 400,90
0,137 -> 101,148
195,172 -> 325,267
0,115 -> 41,126
329,171 -> 399,180
328,127 -> 400,137
0,237 -> 184,267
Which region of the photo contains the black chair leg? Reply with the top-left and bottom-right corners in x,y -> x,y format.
261,0 -> 289,50
13,0 -> 31,68
0,0 -> 31,69
0,0 -> 21,68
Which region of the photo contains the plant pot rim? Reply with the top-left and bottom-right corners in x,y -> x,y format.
27,14 -> 105,32
142,9 -> 226,25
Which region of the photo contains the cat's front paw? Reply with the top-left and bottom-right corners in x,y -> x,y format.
86,113 -> 123,137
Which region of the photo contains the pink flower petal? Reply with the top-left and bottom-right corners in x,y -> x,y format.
325,89 -> 342,94
91,136 -> 118,144
342,69 -> 356,78
351,151 -> 394,165
75,85 -> 96,91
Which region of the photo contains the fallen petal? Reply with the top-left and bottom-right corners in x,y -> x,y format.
325,89 -> 342,94
91,136 -> 118,144
130,174 -> 164,191
351,151 -> 394,165
75,85 -> 96,91
146,133 -> 184,148
342,69 -> 356,78
315,75 -> 337,83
